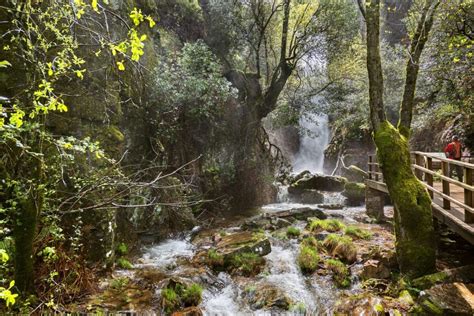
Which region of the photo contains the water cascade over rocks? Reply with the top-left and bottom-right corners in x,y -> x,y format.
84,113 -> 412,315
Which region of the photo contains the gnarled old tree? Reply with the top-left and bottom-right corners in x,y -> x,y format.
359,0 -> 440,277
198,0 -> 341,207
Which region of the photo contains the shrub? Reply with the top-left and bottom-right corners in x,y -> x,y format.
298,245 -> 319,273
286,226 -> 301,238
182,283 -> 203,306
344,226 -> 372,240
326,259 -> 351,288
309,219 -> 346,233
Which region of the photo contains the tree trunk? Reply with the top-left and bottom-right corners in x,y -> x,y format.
362,0 -> 436,278
374,122 -> 436,277
14,197 -> 39,294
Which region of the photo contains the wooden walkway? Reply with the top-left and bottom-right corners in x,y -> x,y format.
367,152 -> 474,244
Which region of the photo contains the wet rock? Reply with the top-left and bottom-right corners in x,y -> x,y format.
418,283 -> 474,315
334,293 -> 386,315
270,217 -> 292,229
241,217 -> 271,231
244,282 -> 293,310
171,306 -> 203,316
342,182 -> 366,206
290,174 -> 347,192
215,231 -> 271,260
290,170 -> 312,183
412,265 -> 474,290
360,259 -> 391,280
135,267 -> 167,287
362,245 -> 398,270
264,207 -> 327,221
288,189 -> 324,204
318,203 -> 345,210
341,165 -> 369,183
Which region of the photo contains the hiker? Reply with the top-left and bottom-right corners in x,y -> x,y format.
444,135 -> 463,181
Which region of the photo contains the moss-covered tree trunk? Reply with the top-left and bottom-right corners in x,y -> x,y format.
361,0 -> 439,277
374,122 -> 436,277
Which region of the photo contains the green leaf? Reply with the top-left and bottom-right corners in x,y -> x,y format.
0,60 -> 12,68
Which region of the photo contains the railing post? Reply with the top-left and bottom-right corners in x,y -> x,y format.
465,167 -> 473,223
368,155 -> 372,180
415,153 -> 424,180
441,160 -> 451,210
426,157 -> 434,199
375,159 -> 379,182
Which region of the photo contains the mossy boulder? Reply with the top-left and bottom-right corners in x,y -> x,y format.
264,207 -> 327,221
244,282 -> 293,310
412,265 -> 474,290
290,174 -> 347,192
342,182 -> 366,206
417,283 -> 474,315
215,231 -> 271,261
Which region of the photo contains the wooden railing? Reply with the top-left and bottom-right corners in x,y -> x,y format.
368,152 -> 474,226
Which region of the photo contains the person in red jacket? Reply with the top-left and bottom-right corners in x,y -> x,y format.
444,135 -> 463,180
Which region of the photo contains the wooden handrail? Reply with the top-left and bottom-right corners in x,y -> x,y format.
367,151 -> 474,224
412,151 -> 474,169
412,164 -> 474,192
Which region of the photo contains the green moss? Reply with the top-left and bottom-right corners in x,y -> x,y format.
344,226 -> 373,240
161,288 -> 180,313
309,219 -> 346,233
298,244 -> 319,273
374,121 -> 436,277
116,258 -> 133,269
230,252 -> 265,276
116,242 -> 128,256
419,299 -> 444,315
301,236 -> 319,248
286,226 -> 301,238
411,271 -> 449,290
182,283 -> 203,306
323,234 -> 357,263
326,259 -> 351,288
106,125 -> 125,142
206,249 -> 224,269
323,234 -> 351,251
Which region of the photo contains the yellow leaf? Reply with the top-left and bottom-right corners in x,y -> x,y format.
146,16 -> 156,28
129,8 -> 144,26
140,34 -> 147,41
91,0 -> 99,12
117,61 -> 125,71
75,69 -> 86,79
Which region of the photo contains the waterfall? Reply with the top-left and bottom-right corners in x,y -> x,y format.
292,113 -> 330,174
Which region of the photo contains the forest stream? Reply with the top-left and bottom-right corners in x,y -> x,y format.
1,0 -> 473,314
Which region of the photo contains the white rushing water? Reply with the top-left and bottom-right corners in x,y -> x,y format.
293,113 -> 330,174
138,238 -> 195,269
